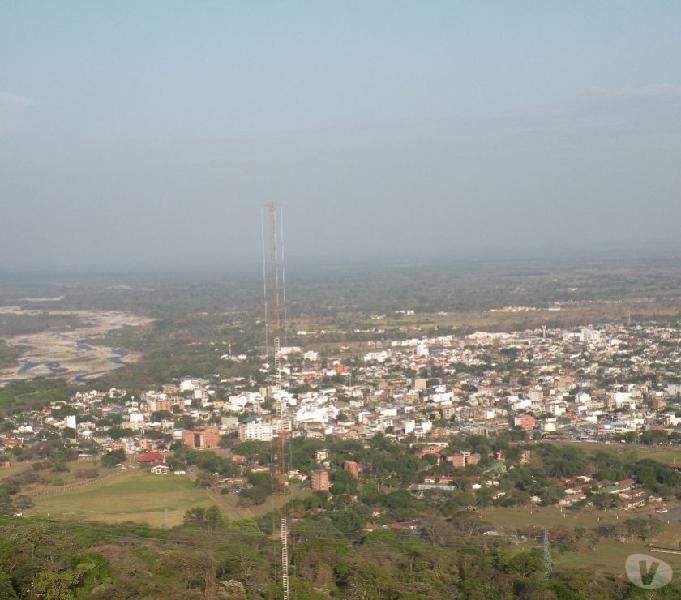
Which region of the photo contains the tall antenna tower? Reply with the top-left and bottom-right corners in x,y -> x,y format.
543,528 -> 552,579
262,201 -> 290,600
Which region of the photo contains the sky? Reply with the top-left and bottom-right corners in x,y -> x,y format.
1,1 -> 681,270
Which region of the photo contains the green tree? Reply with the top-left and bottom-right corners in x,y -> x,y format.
29,570 -> 79,600
100,449 -> 126,468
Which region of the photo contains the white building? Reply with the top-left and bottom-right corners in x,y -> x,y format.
238,422 -> 273,441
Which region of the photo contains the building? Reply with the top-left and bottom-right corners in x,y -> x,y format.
344,460 -> 361,478
514,415 -> 536,431
238,421 -> 273,442
0,438 -> 23,448
417,445 -> 443,462
135,451 -> 167,464
446,452 -> 481,469
652,396 -> 667,411
312,470 -> 330,491
182,426 -> 220,449
221,416 -> 239,431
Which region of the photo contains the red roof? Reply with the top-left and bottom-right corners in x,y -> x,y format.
617,478 -> 635,486
136,451 -> 166,463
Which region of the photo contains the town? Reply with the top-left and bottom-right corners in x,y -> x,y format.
4,0 -> 681,595
4,318 -> 681,522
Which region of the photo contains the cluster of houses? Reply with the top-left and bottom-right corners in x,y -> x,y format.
560,476 -> 651,511
4,321 -> 681,509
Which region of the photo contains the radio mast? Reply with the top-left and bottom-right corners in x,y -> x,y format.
262,201 -> 290,600
543,528 -> 552,579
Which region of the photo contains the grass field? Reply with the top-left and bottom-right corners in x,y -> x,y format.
555,539 -> 681,573
28,468 -> 297,527
482,504 -> 681,574
549,441 -> 681,466
482,505 -> 610,530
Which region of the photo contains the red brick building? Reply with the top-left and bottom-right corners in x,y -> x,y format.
344,460 -> 361,478
514,415 -> 536,431
0,438 -> 23,449
446,452 -> 481,469
312,470 -> 330,491
182,426 -> 220,449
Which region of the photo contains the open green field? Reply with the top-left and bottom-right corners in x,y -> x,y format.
549,441 -> 681,466
482,504 -> 681,574
555,539 -> 681,573
481,505 -> 623,531
28,468 -> 297,527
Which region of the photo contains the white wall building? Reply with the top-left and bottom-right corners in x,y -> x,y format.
238,422 -> 273,441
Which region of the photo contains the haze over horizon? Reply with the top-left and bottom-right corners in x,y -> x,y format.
2,2 -> 681,271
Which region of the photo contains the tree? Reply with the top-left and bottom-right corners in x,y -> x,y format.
184,505 -> 225,531
204,506 -> 224,531
0,571 -> 17,599
184,507 -> 206,525
101,449 -> 126,468
640,430 -> 668,445
330,470 -> 358,496
624,517 -> 664,541
195,472 -> 213,488
29,570 -> 79,600
151,410 -> 173,421
106,427 -> 132,440
502,549 -> 544,578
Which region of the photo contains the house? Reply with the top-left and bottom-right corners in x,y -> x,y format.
619,488 -> 646,510
136,451 -> 167,464
151,464 -> 169,475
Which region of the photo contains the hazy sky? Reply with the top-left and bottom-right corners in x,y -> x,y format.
2,2 -> 681,270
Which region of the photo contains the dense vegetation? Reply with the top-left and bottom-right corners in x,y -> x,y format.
0,379 -> 72,417
0,513 -> 679,599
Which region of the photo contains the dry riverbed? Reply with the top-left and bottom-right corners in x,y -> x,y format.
0,307 -> 153,384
